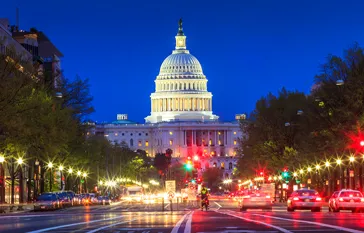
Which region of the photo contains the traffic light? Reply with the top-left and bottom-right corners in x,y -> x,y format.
283,172 -> 289,178
197,178 -> 202,183
185,162 -> 193,171
191,179 -> 196,184
259,171 -> 264,176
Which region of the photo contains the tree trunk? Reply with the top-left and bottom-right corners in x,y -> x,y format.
40,162 -> 45,193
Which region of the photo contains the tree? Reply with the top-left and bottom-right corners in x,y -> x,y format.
202,167 -> 223,191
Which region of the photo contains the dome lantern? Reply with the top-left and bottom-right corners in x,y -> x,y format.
175,18 -> 186,50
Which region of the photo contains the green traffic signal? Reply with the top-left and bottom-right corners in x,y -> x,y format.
283,172 -> 289,178
185,163 -> 193,170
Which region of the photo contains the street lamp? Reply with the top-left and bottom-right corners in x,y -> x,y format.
299,169 -> 304,174
59,165 -> 64,190
336,159 -> 342,165
325,161 -> 330,168
47,162 -> 53,191
349,156 -> 355,163
17,158 -> 24,203
307,167 -> 312,172
0,155 -> 4,163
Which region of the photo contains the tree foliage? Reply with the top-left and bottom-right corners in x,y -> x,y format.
238,43 -> 364,178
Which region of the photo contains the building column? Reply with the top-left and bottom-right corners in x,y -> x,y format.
184,130 -> 186,145
210,99 -> 212,111
207,130 -> 210,146
215,130 -> 218,146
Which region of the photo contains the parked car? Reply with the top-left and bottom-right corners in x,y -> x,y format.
329,189 -> 364,213
34,193 -> 60,211
287,188 -> 322,212
97,196 -> 111,205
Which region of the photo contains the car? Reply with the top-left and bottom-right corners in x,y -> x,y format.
34,193 -> 60,211
287,189 -> 322,212
329,189 -> 364,213
238,192 -> 272,211
97,196 -> 111,205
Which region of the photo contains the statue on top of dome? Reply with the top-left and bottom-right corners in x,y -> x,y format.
178,18 -> 184,35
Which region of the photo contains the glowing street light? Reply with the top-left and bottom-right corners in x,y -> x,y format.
68,168 -> 73,174
325,161 -> 330,167
349,156 -> 355,162
99,180 -> 103,185
82,172 -> 87,178
360,141 -> 364,147
47,162 -> 53,169
315,164 -> 320,170
0,155 -> 5,163
299,169 -> 304,174
59,165 -> 64,171
336,159 -> 342,165
77,171 -> 81,176
307,167 -> 312,172
16,158 -> 24,165
293,172 -> 298,177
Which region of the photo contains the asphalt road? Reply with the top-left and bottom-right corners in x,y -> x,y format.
1,200 -> 364,233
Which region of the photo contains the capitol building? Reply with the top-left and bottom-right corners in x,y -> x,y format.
93,20 -> 244,178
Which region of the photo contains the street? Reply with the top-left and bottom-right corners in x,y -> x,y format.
1,200 -> 364,233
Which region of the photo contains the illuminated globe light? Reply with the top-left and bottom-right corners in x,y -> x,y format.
47,162 -> 53,169
68,168 -> 73,174
59,165 -> 64,171
0,155 -> 5,163
185,163 -> 193,170
17,158 -> 23,165
278,176 -> 282,180
99,180 -> 103,185
273,176 -> 277,181
299,169 -> 304,174
360,141 -> 364,147
325,161 -> 330,167
307,167 -> 312,172
315,165 -> 320,170
336,159 -> 342,165
193,155 -> 199,161
293,172 -> 298,177
82,172 -> 87,178
77,171 -> 81,176
349,156 -> 355,162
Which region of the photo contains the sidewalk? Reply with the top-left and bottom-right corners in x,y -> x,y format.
0,204 -> 34,214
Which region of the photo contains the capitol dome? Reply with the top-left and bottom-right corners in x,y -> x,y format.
145,19 -> 218,123
158,52 -> 204,77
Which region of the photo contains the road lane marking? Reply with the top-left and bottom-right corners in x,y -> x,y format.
26,216 -> 125,233
214,202 -> 222,210
215,210 -> 293,233
170,211 -> 191,233
164,203 -> 170,209
86,219 -> 137,233
253,214 -> 364,233
184,211 -> 193,233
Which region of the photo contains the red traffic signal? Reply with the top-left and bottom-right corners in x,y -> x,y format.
259,171 -> 264,176
197,178 -> 202,183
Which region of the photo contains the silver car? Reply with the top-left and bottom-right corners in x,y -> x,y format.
329,189 -> 364,213
34,193 -> 60,211
239,192 -> 272,211
287,189 -> 322,212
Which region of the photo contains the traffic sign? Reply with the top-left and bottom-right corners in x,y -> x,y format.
165,180 -> 176,193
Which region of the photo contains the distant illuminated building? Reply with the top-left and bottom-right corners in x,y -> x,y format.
93,20 -> 244,178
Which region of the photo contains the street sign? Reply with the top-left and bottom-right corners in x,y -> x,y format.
165,180 -> 176,193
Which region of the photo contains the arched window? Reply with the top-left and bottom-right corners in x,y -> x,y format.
130,139 -> 134,147
221,162 -> 225,170
184,83 -> 187,90
213,162 -> 217,167
229,162 -> 233,170
225,173 -> 229,178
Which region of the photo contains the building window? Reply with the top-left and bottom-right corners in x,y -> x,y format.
122,133 -> 124,136
218,131 -> 221,135
218,140 -> 221,145
234,140 -> 237,145
145,141 -> 149,147
209,139 -> 212,145
115,133 -> 118,136
169,131 -> 173,135
169,140 -> 173,146
130,139 -> 134,147
138,141 -> 142,147
146,150 -> 149,155
139,133 -> 141,136
221,162 -> 225,169
229,162 -> 233,170
146,133 -> 148,136
130,133 -> 133,136
234,131 -> 237,135
213,162 -> 217,167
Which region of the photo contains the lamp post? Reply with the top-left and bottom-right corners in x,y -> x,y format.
77,171 -> 81,194
0,155 -> 5,204
47,162 -> 53,192
59,165 -> 64,191
34,159 -> 40,197
17,158 -> 24,204
82,173 -> 87,193
67,168 -> 73,191
336,159 -> 342,190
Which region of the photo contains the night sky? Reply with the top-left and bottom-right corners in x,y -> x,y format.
2,0 -> 364,123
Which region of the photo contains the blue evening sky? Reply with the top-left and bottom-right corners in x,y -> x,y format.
2,0 -> 364,122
